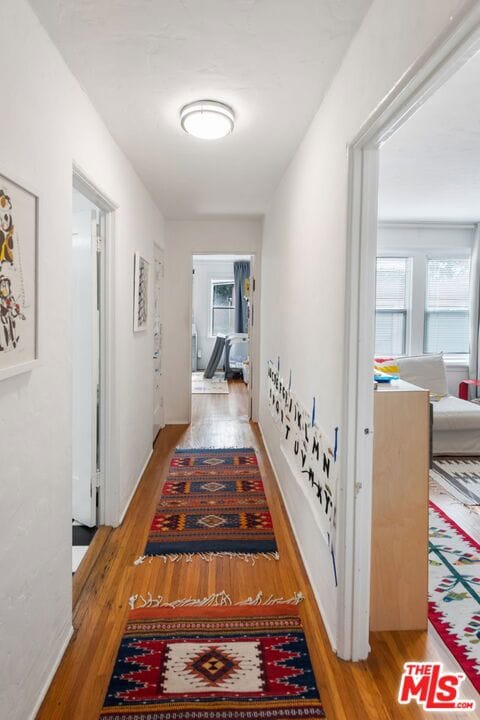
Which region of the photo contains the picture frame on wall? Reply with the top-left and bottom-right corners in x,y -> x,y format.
133,251 -> 149,332
0,172 -> 39,381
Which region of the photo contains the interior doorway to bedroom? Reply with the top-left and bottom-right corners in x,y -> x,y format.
369,47 -> 480,697
190,254 -> 255,424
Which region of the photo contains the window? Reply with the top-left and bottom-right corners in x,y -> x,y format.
375,257 -> 409,356
211,280 -> 235,335
424,257 -> 471,354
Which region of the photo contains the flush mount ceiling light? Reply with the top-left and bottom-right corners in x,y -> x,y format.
180,100 -> 235,140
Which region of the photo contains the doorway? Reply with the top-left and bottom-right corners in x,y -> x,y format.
71,179 -> 109,573
153,244 -> 165,441
190,254 -> 255,422
344,7 -> 480,663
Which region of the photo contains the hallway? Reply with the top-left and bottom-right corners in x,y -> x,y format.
36,382 -> 469,719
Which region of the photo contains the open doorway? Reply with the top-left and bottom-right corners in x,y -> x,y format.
153,244 -> 165,442
344,12 -> 480,683
370,47 -> 480,692
71,178 -> 109,574
191,254 -> 254,421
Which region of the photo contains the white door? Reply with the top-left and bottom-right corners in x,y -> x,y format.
153,245 -> 165,440
72,204 -> 99,526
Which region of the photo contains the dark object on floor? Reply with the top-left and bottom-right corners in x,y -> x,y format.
72,523 -> 97,546
203,333 -> 226,378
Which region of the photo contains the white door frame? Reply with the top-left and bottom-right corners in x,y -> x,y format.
72,165 -> 119,527
341,2 -> 480,661
153,243 -> 165,440
188,251 -> 260,424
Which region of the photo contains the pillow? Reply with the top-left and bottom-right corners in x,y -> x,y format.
396,354 -> 448,397
374,357 -> 399,375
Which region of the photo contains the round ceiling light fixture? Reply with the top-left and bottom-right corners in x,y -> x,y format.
180,100 -> 235,140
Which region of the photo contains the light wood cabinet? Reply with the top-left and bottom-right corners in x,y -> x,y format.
370,380 -> 430,632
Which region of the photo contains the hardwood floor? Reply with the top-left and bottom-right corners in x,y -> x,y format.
38,380 -> 479,719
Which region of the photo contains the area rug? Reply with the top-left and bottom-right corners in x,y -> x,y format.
430,457 -> 480,505
99,592 -> 326,719
137,448 -> 278,564
429,502 -> 480,691
192,372 -> 229,394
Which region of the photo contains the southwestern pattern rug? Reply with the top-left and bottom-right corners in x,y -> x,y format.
429,502 -> 480,692
430,457 -> 480,505
138,448 -> 278,564
99,596 -> 325,719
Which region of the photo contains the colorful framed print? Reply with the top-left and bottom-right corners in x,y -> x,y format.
0,172 -> 38,381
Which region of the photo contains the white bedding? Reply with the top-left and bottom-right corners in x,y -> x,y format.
433,429 -> 480,456
432,395 -> 480,455
432,395 -> 480,432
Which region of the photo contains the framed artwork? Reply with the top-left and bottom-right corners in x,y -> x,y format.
133,251 -> 149,332
0,172 -> 38,381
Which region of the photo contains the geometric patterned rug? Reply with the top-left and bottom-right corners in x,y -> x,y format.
430,457 -> 480,505
138,448 -> 278,564
99,601 -> 326,719
429,501 -> 480,692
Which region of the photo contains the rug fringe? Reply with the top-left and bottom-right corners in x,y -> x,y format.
134,551 -> 279,566
236,590 -> 305,606
129,589 -> 304,610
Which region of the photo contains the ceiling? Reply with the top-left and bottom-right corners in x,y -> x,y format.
29,0 -> 371,219
379,49 -> 480,223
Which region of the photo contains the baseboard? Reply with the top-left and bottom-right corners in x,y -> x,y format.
258,420 -> 337,653
166,419 -> 189,425
118,449 -> 153,525
29,624 -> 74,719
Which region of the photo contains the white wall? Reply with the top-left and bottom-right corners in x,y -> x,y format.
192,257 -> 235,370
0,2 -> 164,718
259,0 -> 470,654
165,220 -> 262,423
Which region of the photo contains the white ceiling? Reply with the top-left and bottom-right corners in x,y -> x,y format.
29,0 -> 371,219
379,49 -> 480,223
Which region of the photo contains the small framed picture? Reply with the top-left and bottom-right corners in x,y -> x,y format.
133,251 -> 149,332
0,172 -> 39,381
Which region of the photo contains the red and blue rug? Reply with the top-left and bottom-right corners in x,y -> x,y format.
429,502 -> 480,692
138,448 -> 278,563
99,599 -> 325,719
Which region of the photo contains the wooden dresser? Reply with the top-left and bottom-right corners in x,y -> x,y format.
370,379 -> 430,632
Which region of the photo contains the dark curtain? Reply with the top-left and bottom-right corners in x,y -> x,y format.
234,261 -> 250,333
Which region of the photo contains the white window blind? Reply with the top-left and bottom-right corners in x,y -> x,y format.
424,257 -> 470,354
375,257 -> 408,356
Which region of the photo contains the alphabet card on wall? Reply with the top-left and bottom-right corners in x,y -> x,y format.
267,361 -> 338,582
0,173 -> 38,381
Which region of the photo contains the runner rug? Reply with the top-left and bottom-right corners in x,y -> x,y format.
429,502 -> 480,692
137,448 -> 278,564
99,592 -> 326,720
430,457 -> 480,505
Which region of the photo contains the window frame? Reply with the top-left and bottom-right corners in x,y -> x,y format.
423,255 -> 471,357
210,278 -> 235,337
375,249 -> 471,365
374,256 -> 411,357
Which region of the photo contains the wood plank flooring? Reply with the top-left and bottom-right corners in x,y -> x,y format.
38,380 -> 479,719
